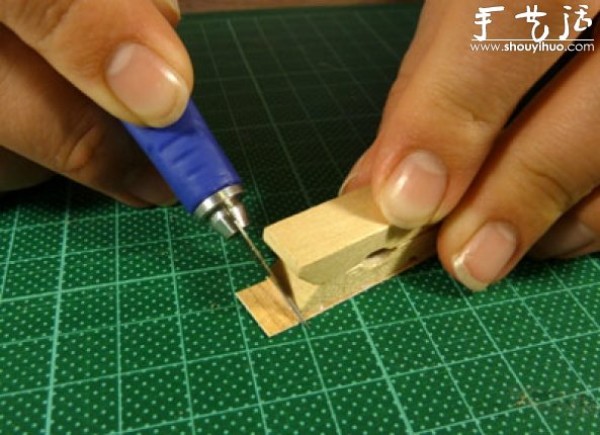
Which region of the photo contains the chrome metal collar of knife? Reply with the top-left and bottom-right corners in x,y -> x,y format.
195,185 -> 248,238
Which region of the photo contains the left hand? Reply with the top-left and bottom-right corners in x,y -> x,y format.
0,0 -> 189,205
341,0 -> 600,291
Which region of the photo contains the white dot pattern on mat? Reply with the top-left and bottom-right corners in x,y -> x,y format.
118,210 -> 169,246
480,407 -> 546,433
59,287 -> 117,333
52,378 -> 118,434
182,307 -> 245,359
188,354 -> 257,414
392,368 -> 471,431
119,242 -> 172,280
527,291 -> 597,339
507,345 -> 587,402
121,317 -> 183,371
62,250 -> 116,289
559,333 -> 600,389
330,381 -> 408,432
4,257 -> 61,298
11,224 -> 62,260
451,356 -> 524,417
252,343 -> 322,401
121,367 -> 189,430
265,394 -> 335,433
312,331 -> 380,388
196,407 -> 262,434
0,391 -> 47,433
1,296 -> 57,342
540,393 -> 600,433
2,9 -> 600,435
572,286 -> 600,324
120,277 -> 178,323
550,258 -> 600,287
55,327 -> 117,383
66,216 -> 116,253
1,338 -> 52,393
476,301 -> 546,350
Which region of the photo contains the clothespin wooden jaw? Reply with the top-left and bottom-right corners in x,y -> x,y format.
237,187 -> 437,337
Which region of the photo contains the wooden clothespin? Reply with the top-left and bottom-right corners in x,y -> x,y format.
237,187 -> 438,336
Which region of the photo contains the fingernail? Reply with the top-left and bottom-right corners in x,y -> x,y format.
338,174 -> 356,196
339,162 -> 361,195
127,165 -> 177,206
533,220 -> 595,259
453,221 -> 518,291
339,152 -> 370,195
379,150 -> 447,228
107,43 -> 188,126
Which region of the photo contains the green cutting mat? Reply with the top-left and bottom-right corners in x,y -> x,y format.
2,4 -> 600,434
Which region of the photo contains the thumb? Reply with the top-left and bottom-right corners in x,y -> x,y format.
0,0 -> 193,127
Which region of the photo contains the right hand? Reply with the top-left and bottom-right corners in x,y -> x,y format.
0,0 -> 193,206
341,1 -> 600,290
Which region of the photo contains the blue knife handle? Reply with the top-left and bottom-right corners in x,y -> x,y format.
122,101 -> 241,213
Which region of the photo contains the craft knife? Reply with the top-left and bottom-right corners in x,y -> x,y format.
122,101 -> 305,324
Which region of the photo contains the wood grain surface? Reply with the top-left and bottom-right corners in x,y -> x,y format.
237,188 -> 437,336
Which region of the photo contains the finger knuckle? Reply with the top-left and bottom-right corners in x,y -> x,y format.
406,81 -> 502,168
394,93 -> 498,176
37,0 -> 88,48
433,81 -> 498,137
516,155 -> 577,215
54,110 -> 106,181
4,0 -> 88,48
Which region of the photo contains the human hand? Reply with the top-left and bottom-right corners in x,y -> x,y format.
341,1 -> 600,290
0,0 -> 193,206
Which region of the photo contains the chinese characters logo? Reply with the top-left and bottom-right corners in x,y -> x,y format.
474,4 -> 593,43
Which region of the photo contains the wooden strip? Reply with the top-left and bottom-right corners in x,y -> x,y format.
237,278 -> 299,337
